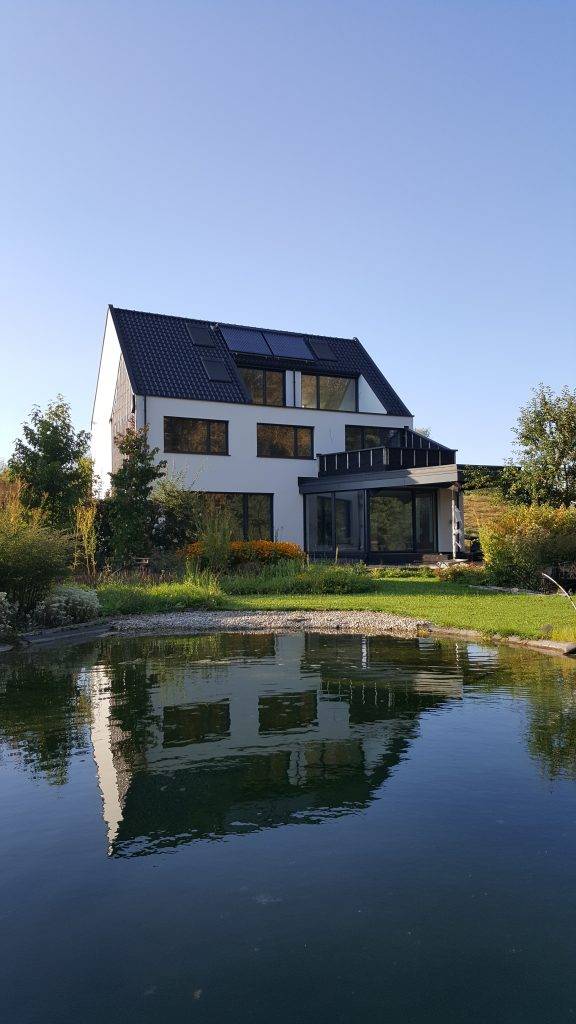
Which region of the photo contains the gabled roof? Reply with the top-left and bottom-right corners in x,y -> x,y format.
109,306 -> 412,416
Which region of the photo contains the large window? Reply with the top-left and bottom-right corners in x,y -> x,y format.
369,490 -> 437,552
369,490 -> 413,551
306,491 -> 364,553
239,367 -> 284,406
301,374 -> 357,411
414,492 -> 436,552
164,416 -> 228,455
257,423 -> 313,459
204,493 -> 273,540
306,493 -> 334,553
345,425 -> 405,450
306,488 -> 437,554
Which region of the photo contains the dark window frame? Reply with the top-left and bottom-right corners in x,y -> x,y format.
202,492 -> 274,541
257,423 -> 314,460
301,373 -> 358,412
163,416 -> 229,456
304,487 -> 438,555
238,366 -> 285,407
345,425 -> 394,451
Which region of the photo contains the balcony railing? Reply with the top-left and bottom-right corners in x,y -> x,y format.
318,444 -> 457,477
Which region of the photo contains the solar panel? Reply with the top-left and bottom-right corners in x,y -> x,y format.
307,337 -> 336,361
201,357 -> 232,382
220,326 -> 272,355
263,332 -> 313,360
185,322 -> 218,348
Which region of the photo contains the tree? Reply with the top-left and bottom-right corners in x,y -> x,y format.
151,473 -> 204,551
107,427 -> 166,564
502,385 -> 576,507
8,397 -> 91,528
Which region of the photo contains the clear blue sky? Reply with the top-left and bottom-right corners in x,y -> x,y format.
1,0 -> 575,464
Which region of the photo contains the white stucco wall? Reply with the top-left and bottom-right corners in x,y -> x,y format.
437,487 -> 455,553
91,309 -> 122,495
139,395 -> 412,545
357,374 -> 389,413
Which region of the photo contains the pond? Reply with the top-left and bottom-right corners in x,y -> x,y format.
1,632 -> 576,1023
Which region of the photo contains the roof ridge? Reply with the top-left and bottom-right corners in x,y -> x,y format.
110,305 -> 356,344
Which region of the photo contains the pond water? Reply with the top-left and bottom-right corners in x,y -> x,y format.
1,633 -> 576,1024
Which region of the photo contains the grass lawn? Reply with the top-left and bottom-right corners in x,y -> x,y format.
226,579 -> 576,643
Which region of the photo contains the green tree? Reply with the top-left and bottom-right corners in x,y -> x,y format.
502,385 -> 576,507
8,397 -> 91,528
107,427 -> 166,564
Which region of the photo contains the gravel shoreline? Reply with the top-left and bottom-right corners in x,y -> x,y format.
111,609 -> 428,637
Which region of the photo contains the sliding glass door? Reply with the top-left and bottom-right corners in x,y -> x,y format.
306,489 -> 437,555
306,491 -> 365,554
368,490 -> 412,552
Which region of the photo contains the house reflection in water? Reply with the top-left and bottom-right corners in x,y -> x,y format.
90,633 -> 468,857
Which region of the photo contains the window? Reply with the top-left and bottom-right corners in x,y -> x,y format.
259,691 -> 318,734
301,374 -> 357,411
345,425 -> 405,450
306,488 -> 437,554
164,417 -> 228,455
201,357 -> 232,382
185,323 -> 218,348
163,700 -> 230,746
369,490 -> 412,552
203,493 -> 273,540
257,423 -> 313,459
306,493 -> 333,553
239,367 -> 284,406
306,491 -> 364,553
415,492 -> 436,552
335,491 -> 365,552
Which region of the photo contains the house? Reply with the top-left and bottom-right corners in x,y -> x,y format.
90,633 -> 464,855
91,305 -> 463,561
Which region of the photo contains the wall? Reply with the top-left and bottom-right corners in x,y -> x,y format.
437,487 -> 456,553
110,356 -> 135,473
91,310 -> 122,495
139,395 -> 412,545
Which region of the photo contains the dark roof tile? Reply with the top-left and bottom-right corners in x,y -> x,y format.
109,306 -> 411,416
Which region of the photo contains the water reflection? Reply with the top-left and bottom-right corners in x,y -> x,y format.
1,633 -> 575,857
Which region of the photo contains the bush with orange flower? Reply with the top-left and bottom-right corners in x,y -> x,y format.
181,539 -> 304,568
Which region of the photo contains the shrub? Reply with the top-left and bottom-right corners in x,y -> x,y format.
372,565 -> 437,580
151,476 -> 204,550
0,495 -> 71,619
33,586 -> 101,628
183,539 -> 304,568
199,504 -> 234,572
0,592 -> 17,640
96,579 -> 223,615
480,505 -> 576,589
292,563 -> 378,595
74,502 -> 97,578
221,561 -> 378,595
435,562 -> 488,585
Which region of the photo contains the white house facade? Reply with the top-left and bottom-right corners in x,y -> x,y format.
92,305 -> 463,561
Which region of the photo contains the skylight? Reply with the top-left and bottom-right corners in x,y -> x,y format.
202,357 -> 232,382
185,323 -> 218,348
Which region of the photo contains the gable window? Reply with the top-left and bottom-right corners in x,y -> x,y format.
164,416 -> 228,455
301,374 -> 357,411
239,367 -> 284,406
257,423 -> 313,459
345,425 -> 402,450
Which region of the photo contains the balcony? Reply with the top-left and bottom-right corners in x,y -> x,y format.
318,430 -> 457,477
